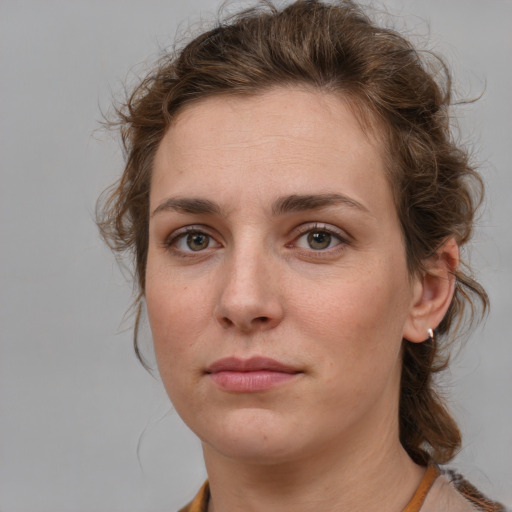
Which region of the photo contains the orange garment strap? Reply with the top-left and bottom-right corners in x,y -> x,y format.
181,467 -> 440,512
402,465 -> 440,512
178,481 -> 210,512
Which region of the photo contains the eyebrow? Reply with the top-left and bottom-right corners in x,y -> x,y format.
151,197 -> 222,217
271,193 -> 369,216
151,192 -> 369,218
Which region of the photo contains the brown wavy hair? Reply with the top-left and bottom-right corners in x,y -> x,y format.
97,0 -> 488,466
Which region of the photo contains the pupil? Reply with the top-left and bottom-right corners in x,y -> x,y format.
187,233 -> 209,251
308,231 -> 331,250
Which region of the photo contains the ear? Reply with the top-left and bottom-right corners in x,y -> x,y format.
403,238 -> 459,343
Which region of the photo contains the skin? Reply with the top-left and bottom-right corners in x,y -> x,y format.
145,87 -> 458,512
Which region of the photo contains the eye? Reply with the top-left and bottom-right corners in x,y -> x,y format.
292,224 -> 347,252
182,232 -> 210,251
305,230 -> 334,250
166,227 -> 221,254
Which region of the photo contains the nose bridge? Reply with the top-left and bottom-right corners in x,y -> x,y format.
215,233 -> 283,332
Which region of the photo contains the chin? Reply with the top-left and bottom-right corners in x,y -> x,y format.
196,407 -> 308,465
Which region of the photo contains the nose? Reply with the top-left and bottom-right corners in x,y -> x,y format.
214,244 -> 285,334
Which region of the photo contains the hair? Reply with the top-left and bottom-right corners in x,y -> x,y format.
97,0 -> 488,466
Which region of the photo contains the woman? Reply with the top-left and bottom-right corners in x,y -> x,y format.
98,1 -> 507,510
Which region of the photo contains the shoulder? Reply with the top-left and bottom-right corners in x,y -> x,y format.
421,468 -> 508,512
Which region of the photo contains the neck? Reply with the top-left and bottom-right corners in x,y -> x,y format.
202,412 -> 425,512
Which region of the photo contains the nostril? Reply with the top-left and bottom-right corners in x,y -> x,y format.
218,315 -> 270,330
220,317 -> 234,328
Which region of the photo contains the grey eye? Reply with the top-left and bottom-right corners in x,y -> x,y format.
186,232 -> 210,251
307,231 -> 332,250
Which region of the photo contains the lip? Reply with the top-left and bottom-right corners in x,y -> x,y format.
205,357 -> 302,392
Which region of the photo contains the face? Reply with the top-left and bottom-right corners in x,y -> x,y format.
146,87 -> 420,465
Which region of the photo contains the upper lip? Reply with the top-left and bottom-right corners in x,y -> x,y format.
205,356 -> 300,374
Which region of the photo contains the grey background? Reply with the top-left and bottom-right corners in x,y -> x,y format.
0,0 -> 510,510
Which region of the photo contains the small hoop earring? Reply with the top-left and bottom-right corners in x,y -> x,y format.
427,328 -> 434,341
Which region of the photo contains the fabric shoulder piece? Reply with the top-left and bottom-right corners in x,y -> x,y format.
444,470 -> 508,512
178,481 -> 209,512
420,469 -> 508,512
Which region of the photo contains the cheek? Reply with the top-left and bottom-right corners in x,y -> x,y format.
295,274 -> 405,336
291,264 -> 410,376
145,281 -> 207,412
145,270 -> 210,371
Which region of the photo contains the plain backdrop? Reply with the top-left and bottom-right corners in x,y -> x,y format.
1,0 -> 511,510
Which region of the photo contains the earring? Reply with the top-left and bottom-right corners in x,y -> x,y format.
427,328 -> 434,341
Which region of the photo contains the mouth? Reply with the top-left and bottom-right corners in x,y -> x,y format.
205,356 -> 303,392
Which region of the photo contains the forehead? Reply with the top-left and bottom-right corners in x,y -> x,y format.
151,87 -> 389,210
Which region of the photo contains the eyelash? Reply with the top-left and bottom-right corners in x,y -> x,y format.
164,223 -> 350,258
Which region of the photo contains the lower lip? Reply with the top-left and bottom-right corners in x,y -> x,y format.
208,370 -> 300,392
